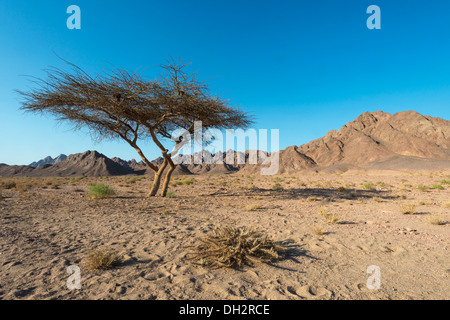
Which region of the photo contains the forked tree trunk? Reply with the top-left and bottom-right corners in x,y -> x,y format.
147,158 -> 168,197
160,159 -> 176,197
148,128 -> 184,197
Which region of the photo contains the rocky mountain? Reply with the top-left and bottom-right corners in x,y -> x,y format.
295,110 -> 450,171
29,154 -> 67,168
0,151 -> 134,177
1,111 -> 449,177
110,157 -> 141,171
39,151 -> 135,177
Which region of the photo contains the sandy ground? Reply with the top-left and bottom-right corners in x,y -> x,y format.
0,171 -> 449,300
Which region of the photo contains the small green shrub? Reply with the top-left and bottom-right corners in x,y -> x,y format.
272,183 -> 283,191
88,183 -> 115,199
417,185 -> 427,192
174,178 -> 196,186
362,183 -> 374,190
165,189 -> 176,198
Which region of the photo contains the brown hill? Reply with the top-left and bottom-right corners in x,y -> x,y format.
38,151 -> 135,177
295,110 -> 450,171
0,164 -> 35,177
0,151 -> 134,177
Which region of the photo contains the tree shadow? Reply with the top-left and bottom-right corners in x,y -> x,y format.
265,240 -> 318,272
119,257 -> 153,268
412,211 -> 430,216
112,195 -> 147,200
337,220 -> 358,225
206,186 -> 392,202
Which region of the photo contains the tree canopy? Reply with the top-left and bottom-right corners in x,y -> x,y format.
18,58 -> 253,196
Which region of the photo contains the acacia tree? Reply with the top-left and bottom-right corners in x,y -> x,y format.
18,59 -> 252,197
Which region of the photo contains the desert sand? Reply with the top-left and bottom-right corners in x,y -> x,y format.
0,171 -> 449,300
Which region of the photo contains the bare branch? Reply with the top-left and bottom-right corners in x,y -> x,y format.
17,58 -> 253,196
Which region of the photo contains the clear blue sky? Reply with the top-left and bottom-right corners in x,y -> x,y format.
1,0 -> 450,165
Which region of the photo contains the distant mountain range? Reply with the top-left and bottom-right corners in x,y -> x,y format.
1,111 -> 449,177
29,154 -> 67,168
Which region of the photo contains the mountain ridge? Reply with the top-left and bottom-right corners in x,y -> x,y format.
1,110 -> 449,177
29,154 -> 67,168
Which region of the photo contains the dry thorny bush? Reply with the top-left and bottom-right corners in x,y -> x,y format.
187,226 -> 287,269
84,249 -> 123,271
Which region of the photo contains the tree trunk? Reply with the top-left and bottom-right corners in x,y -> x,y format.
147,158 -> 168,197
161,159 -> 176,197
